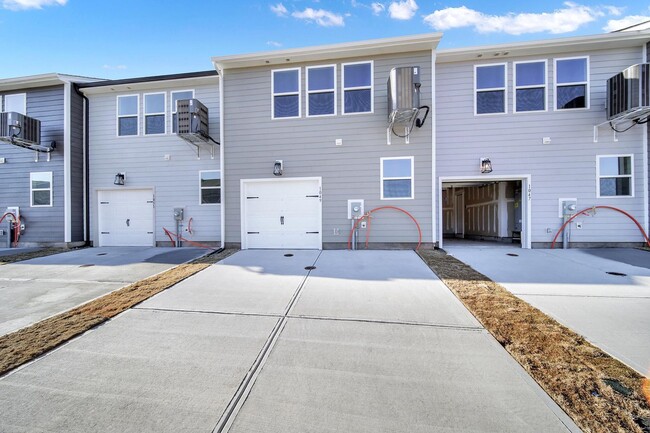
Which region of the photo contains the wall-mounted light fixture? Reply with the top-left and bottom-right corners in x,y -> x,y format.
480,158 -> 492,174
114,172 -> 126,185
273,160 -> 283,176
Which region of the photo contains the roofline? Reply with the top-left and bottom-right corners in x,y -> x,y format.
0,73 -> 101,92
212,33 -> 442,70
437,30 -> 650,63
77,70 -> 218,89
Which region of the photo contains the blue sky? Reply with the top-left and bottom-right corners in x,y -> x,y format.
2,0 -> 649,79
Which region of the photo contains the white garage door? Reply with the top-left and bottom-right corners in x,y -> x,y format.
243,178 -> 322,249
98,189 -> 154,247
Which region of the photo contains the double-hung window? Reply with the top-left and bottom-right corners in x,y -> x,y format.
514,60 -> 547,112
272,68 -> 300,119
144,93 -> 165,135
555,57 -> 589,110
171,90 -> 194,133
381,157 -> 414,199
342,61 -> 373,114
597,155 -> 633,197
307,65 -> 336,116
117,95 -> 138,136
30,172 -> 52,207
200,170 -> 221,204
475,63 -> 506,115
4,93 -> 26,114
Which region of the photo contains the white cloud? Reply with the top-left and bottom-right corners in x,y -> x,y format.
102,65 -> 127,70
292,7 -> 344,26
2,0 -> 65,10
371,2 -> 385,15
423,3 -> 607,35
267,40 -> 283,47
603,15 -> 650,32
603,6 -> 624,16
388,0 -> 417,20
270,3 -> 288,17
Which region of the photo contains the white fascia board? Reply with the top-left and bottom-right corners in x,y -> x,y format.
0,73 -> 101,92
212,33 -> 442,70
79,75 -> 219,95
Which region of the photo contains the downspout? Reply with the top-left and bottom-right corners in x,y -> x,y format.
73,83 -> 91,245
216,65 -> 225,249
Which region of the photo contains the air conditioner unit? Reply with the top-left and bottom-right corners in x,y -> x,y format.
607,63 -> 650,121
386,66 -> 429,144
176,99 -> 209,143
0,112 -> 41,149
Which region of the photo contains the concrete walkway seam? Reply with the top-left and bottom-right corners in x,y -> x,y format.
286,314 -> 484,331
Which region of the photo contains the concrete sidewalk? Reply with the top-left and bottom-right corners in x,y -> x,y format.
0,250 -> 580,432
447,245 -> 650,375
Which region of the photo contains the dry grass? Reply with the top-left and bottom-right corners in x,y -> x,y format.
0,246 -> 86,266
419,249 -> 650,433
0,248 -> 237,376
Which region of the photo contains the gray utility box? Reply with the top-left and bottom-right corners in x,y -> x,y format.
176,99 -> 209,143
607,63 -> 650,120
387,66 -> 421,123
0,112 -> 40,146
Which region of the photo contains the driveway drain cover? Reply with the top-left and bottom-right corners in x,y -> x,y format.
79,264 -> 95,268
506,253 -> 519,257
304,266 -> 316,270
606,271 -> 627,277
96,253 -> 107,256
284,253 -> 294,257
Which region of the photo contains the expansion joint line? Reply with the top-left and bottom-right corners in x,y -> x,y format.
211,251 -> 323,433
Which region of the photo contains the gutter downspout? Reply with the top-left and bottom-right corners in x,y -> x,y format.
73,83 -> 91,245
216,65 -> 226,250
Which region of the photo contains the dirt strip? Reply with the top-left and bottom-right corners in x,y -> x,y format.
0,246 -> 87,266
0,248 -> 237,377
419,249 -> 650,433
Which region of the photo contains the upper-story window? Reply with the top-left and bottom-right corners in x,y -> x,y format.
117,95 -> 138,136
272,68 -> 300,119
171,90 -> 194,133
514,60 -> 547,112
4,93 -> 26,114
342,61 -> 373,114
144,93 -> 166,135
307,65 -> 336,117
380,156 -> 414,200
475,63 -> 506,115
597,155 -> 633,197
555,57 -> 588,110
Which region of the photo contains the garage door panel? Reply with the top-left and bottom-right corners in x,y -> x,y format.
98,189 -> 154,247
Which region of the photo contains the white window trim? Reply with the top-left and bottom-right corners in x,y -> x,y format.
271,67 -> 301,120
116,94 -> 139,137
474,63 -> 508,116
143,92 -> 167,136
554,56 -> 590,111
30,171 -> 53,208
380,156 -> 414,200
171,89 -> 195,133
199,170 -> 221,205
513,59 -> 548,113
3,93 -> 27,115
306,64 -> 337,118
342,60 -> 374,115
596,154 -> 634,198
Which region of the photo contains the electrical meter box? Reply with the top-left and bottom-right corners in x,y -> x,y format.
559,199 -> 578,218
6,207 -> 19,220
347,199 -> 364,220
173,208 -> 184,222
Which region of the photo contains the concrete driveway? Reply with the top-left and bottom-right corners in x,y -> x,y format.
447,245 -> 650,376
0,250 -> 579,432
0,246 -> 207,336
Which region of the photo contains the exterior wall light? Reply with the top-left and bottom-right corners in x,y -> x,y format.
480,158 -> 492,174
273,160 -> 283,176
114,172 -> 126,185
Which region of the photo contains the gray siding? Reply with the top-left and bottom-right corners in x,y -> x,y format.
70,88 -> 85,242
436,46 -> 647,246
0,86 -> 65,244
223,51 -> 433,247
87,79 -> 221,245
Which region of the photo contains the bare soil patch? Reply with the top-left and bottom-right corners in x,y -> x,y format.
0,247 -> 87,266
419,249 -> 650,433
0,248 -> 236,376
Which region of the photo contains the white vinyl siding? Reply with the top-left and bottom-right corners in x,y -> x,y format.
117,94 -> 139,136
597,154 -> 634,198
381,157 -> 414,200
144,92 -> 166,135
514,60 -> 547,113
30,172 -> 53,207
4,93 -> 26,114
200,170 -> 221,205
342,61 -> 373,114
475,63 -> 506,115
554,56 -> 589,110
171,90 -> 194,133
272,68 -> 301,119
306,65 -> 336,117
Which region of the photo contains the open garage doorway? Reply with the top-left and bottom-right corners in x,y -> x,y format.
439,176 -> 531,249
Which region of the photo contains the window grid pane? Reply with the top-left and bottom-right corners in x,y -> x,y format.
516,88 -> 545,112
308,67 -> 334,91
308,92 -> 335,116
476,65 -> 505,89
383,179 -> 412,198
557,85 -> 586,109
274,94 -> 299,118
516,62 -> 545,87
557,58 -> 587,83
32,190 -> 51,206
273,70 -> 299,94
145,115 -> 165,134
118,96 -> 138,116
344,89 -> 371,113
477,91 -> 505,114
119,117 -> 138,136
344,63 -> 371,88
145,94 -> 165,114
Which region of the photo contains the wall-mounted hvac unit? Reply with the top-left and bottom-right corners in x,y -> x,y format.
386,66 -> 429,144
607,63 -> 650,121
176,99 -> 218,159
0,112 -> 51,152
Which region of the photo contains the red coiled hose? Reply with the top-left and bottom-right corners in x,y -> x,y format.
0,212 -> 21,247
347,206 -> 422,251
